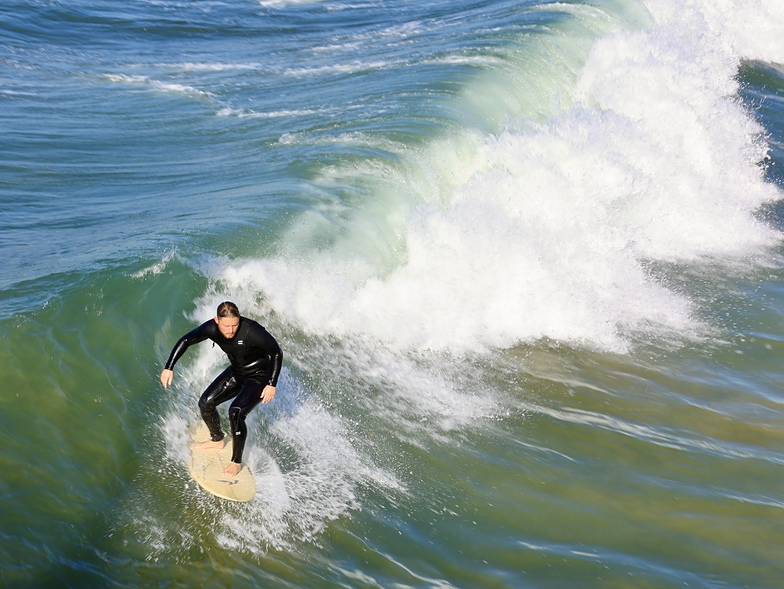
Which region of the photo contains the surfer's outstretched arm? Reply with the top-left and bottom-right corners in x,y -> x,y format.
163,322 -> 212,370
159,321 -> 213,388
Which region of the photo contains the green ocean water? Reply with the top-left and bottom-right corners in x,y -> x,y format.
2,0 -> 784,587
2,253 -> 783,587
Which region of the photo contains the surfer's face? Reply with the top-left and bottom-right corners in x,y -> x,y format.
215,316 -> 240,339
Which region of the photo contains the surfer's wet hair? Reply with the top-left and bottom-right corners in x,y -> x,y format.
217,301 -> 240,318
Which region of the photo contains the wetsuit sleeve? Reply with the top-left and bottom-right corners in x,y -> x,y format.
268,343 -> 283,387
249,323 -> 283,387
163,321 -> 214,371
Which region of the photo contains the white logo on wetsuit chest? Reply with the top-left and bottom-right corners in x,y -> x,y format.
236,340 -> 245,345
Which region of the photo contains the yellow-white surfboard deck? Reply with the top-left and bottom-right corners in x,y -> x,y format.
188,423 -> 256,502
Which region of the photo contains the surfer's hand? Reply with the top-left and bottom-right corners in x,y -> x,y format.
160,369 -> 174,388
261,385 -> 276,404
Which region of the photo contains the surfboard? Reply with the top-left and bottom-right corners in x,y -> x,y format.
188,423 -> 256,502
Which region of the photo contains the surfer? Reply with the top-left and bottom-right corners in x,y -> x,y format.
160,301 -> 282,478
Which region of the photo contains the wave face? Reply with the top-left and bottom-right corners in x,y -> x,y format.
1,0 -> 783,587
208,0 -> 783,354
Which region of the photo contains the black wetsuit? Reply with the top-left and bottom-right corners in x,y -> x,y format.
164,317 -> 283,464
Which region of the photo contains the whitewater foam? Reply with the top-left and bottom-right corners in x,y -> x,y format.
102,74 -> 213,99
156,315 -> 404,551
205,0 -> 783,355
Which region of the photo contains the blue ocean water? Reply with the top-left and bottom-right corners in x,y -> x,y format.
1,0 -> 783,587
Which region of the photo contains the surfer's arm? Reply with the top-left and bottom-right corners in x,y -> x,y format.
161,321 -> 213,385
268,346 -> 282,387
247,322 -> 283,387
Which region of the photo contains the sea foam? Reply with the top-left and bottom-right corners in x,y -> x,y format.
212,0 -> 783,356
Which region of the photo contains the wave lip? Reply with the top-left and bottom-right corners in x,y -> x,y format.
223,0 -> 782,354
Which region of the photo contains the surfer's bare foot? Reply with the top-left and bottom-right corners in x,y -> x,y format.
192,438 -> 225,450
221,462 -> 242,477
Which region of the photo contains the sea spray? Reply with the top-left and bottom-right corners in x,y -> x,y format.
154,296 -> 406,553
206,0 -> 782,355
3,0 -> 784,584
154,0 -> 784,556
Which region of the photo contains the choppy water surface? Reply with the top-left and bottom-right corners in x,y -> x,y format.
1,0 -> 783,587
